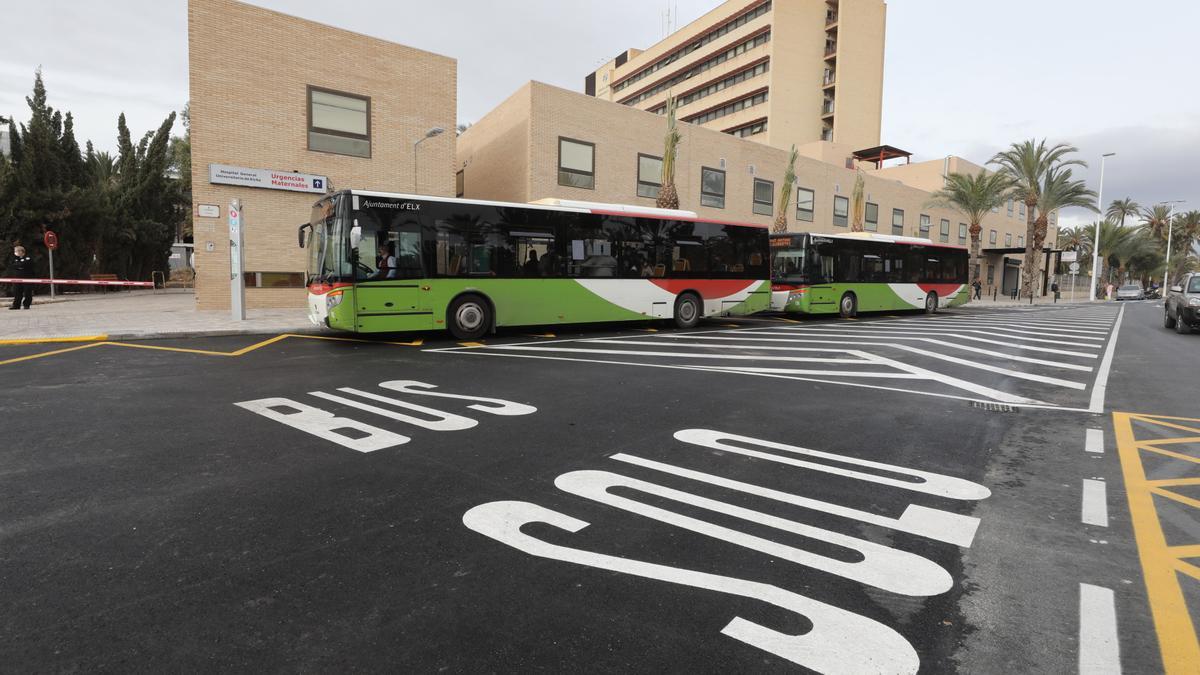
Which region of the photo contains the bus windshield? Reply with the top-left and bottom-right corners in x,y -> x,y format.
307,195 -> 350,284
770,236 -> 809,285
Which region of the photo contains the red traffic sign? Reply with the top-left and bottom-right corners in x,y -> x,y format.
44,230 -> 58,251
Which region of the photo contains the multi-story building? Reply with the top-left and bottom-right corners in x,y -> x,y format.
188,0 -> 456,309
459,81 -> 1057,297
586,0 -> 885,153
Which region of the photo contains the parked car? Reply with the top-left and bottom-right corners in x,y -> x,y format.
1115,284 -> 1145,301
1164,273 -> 1200,334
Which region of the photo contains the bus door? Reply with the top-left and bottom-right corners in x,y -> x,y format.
354,218 -> 432,331
806,237 -> 838,311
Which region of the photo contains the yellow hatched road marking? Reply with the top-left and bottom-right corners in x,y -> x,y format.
1112,411 -> 1200,674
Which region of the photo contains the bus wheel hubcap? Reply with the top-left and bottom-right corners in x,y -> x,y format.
842,298 -> 852,313
680,300 -> 696,321
457,303 -> 484,330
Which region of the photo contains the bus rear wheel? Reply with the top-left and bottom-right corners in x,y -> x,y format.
925,292 -> 939,314
839,293 -> 857,319
448,294 -> 491,341
674,292 -> 702,329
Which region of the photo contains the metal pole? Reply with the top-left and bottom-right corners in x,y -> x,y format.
1090,153 -> 1113,302
1162,216 -> 1174,294
48,247 -> 55,300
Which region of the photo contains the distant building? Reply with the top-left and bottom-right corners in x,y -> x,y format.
586,0 -> 886,153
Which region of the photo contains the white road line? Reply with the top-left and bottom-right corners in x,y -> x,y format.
780,324 -> 1104,347
1082,479 -> 1109,527
749,327 -> 1101,357
604,334 -> 1086,389
892,318 -> 1114,333
661,333 -> 1095,371
1079,584 -> 1121,674
1085,429 -> 1105,454
879,322 -> 1109,341
1088,304 -> 1126,413
892,320 -> 1112,336
488,344 -> 871,364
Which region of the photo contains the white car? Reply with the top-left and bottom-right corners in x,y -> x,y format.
1115,284 -> 1145,301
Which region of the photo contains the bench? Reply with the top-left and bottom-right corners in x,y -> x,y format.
89,273 -> 118,293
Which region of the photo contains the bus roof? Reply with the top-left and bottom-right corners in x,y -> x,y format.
337,189 -> 768,229
771,230 -> 968,250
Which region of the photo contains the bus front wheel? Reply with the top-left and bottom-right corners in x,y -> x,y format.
924,292 -> 939,314
448,294 -> 491,341
839,293 -> 857,319
674,292 -> 702,329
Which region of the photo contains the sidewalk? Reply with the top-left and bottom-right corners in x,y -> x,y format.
0,290 -> 315,342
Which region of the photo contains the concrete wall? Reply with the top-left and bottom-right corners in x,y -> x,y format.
188,0 -> 455,309
766,0 -> 827,151
831,0 -> 886,150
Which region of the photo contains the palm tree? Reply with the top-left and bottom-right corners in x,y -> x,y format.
1082,220 -> 1140,289
656,93 -> 681,210
773,145 -> 798,233
1106,197 -> 1140,228
926,169 -> 1014,285
989,139 -> 1086,297
850,170 -> 865,232
1139,204 -> 1174,242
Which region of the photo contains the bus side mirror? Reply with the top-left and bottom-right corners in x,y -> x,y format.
350,222 -> 362,250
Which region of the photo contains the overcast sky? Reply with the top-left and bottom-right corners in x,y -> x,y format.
3,0 -> 1198,228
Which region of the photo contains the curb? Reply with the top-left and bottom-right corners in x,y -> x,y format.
0,335 -> 109,345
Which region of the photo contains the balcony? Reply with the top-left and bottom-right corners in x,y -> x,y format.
824,43 -> 837,59
826,11 -> 838,27
821,99 -> 835,117
822,70 -> 836,87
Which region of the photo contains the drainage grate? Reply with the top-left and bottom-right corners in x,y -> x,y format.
969,401 -> 1019,413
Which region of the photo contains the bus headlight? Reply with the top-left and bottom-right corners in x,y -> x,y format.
326,290 -> 344,310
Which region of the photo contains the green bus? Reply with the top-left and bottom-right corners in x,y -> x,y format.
300,190 -> 771,339
769,232 -> 970,317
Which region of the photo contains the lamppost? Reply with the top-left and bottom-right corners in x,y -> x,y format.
1158,199 -> 1185,294
412,127 -> 445,194
1089,152 -> 1115,302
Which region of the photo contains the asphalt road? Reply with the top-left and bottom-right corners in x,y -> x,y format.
0,300 -> 1195,673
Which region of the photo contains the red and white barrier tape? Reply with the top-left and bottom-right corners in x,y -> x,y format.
0,277 -> 154,287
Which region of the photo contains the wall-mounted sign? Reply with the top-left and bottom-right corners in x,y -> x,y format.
198,204 -> 220,218
208,163 -> 328,194
1060,251 -> 1077,263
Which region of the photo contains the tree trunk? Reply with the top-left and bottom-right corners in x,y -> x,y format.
1028,214 -> 1050,297
968,221 -> 982,285
656,181 -> 679,210
1020,198 -> 1039,298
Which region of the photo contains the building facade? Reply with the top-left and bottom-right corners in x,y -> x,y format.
586,0 -> 885,153
188,0 -> 456,309
458,82 -> 1055,297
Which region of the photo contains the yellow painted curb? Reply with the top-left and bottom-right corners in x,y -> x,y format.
0,334 -> 108,345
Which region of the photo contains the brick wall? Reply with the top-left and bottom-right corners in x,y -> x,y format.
188,0 -> 456,309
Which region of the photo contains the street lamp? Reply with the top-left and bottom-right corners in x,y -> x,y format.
1089,152 -> 1115,302
1158,199 -> 1186,294
412,127 -> 445,194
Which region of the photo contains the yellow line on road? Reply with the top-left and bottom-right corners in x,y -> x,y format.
0,334 -> 108,345
0,341 -> 106,366
1112,411 -> 1200,674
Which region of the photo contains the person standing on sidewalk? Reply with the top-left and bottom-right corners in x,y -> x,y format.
7,245 -> 34,310
972,279 -> 982,300
1051,280 -> 1060,303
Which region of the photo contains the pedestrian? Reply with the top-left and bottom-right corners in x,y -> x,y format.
1106,283 -> 1114,301
1051,280 -> 1060,303
972,279 -> 982,300
7,244 -> 34,310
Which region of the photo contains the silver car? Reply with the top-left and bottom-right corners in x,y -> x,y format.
1115,284 -> 1145,301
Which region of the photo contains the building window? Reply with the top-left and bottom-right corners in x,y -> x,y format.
958,223 -> 968,244
727,119 -> 767,137
989,229 -> 998,244
864,202 -> 879,231
307,86 -> 370,158
833,196 -> 849,227
891,208 -> 904,235
919,214 -> 931,235
700,167 -> 726,208
1004,232 -> 1012,246
1018,235 -> 1024,247
1007,199 -> 1014,217
753,178 -> 773,216
558,137 -> 595,189
637,153 -> 662,199
673,61 -> 771,110
684,89 -> 769,126
796,187 -> 815,222
1019,203 -> 1026,217
455,170 -> 464,198
243,271 -> 305,288
939,218 -> 950,243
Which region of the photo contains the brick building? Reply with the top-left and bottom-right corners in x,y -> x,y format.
188,0 -> 455,309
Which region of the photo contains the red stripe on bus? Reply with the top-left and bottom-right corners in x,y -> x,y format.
917,283 -> 964,296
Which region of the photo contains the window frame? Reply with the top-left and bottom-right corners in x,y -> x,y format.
455,170 -> 464,198
891,208 -> 904,235
833,195 -> 849,227
752,178 -> 774,216
864,202 -> 879,231
700,166 -> 726,209
989,229 -> 998,244
557,136 -> 596,190
919,213 -> 931,234
939,218 -> 950,243
636,152 -> 663,199
796,187 -> 815,222
958,223 -> 968,244
306,85 -> 372,158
